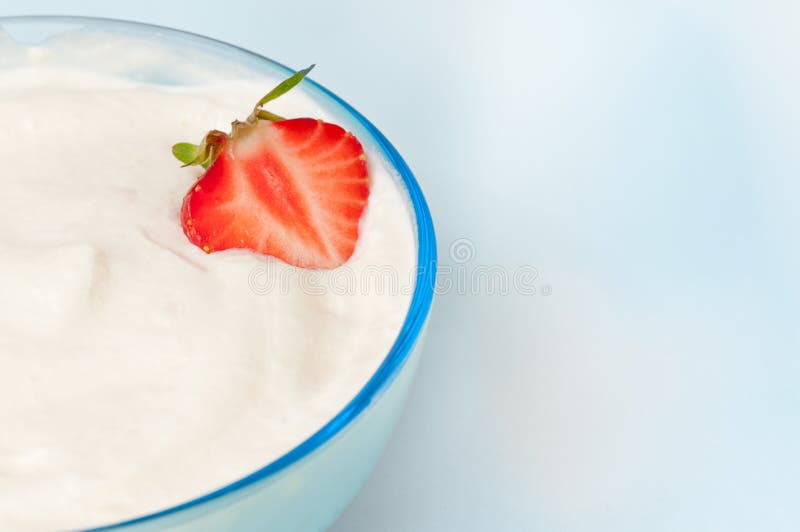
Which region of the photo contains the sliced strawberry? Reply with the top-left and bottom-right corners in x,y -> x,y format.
180,118 -> 369,269
172,65 -> 371,269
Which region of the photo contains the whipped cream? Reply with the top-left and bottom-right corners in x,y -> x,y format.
0,57 -> 415,528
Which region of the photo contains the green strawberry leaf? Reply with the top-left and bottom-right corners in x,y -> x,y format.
255,109 -> 286,122
255,64 -> 315,109
172,142 -> 200,165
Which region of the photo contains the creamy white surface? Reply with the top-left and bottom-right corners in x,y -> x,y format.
0,67 -> 415,530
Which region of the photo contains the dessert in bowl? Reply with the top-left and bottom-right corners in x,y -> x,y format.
0,16 -> 435,531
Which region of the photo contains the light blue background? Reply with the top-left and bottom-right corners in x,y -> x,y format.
3,1 -> 798,531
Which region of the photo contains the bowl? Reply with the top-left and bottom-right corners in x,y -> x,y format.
0,15 -> 436,532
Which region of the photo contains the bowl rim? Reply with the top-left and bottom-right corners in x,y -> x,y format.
0,15 -> 437,531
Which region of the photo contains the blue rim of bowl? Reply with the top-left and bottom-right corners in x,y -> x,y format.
0,15 -> 436,531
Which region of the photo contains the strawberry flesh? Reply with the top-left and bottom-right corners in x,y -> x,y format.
181,118 -> 369,269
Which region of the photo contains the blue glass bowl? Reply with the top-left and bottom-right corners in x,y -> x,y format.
0,15 -> 436,531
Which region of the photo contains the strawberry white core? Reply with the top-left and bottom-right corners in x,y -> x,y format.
0,64 -> 416,529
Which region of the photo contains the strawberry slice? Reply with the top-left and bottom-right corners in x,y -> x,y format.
172,66 -> 370,269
